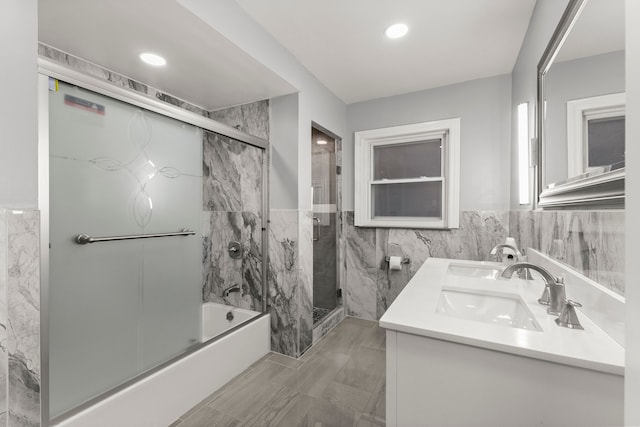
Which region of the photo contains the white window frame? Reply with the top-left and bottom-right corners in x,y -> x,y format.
567,92 -> 625,177
354,118 -> 460,229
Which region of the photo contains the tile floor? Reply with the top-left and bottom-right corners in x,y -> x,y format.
170,317 -> 385,426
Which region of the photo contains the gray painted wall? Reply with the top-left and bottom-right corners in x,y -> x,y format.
270,94 -> 300,209
0,0 -> 38,208
179,0 -> 347,212
544,50 -> 625,185
510,0 -> 571,209
345,74 -> 512,212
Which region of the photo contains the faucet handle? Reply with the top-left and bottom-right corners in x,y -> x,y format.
538,277 -> 564,306
555,300 -> 584,330
538,286 -> 550,305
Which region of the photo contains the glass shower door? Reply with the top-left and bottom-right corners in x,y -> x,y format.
48,81 -> 202,417
311,127 -> 338,324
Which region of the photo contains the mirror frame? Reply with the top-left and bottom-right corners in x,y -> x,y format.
536,0 -> 625,209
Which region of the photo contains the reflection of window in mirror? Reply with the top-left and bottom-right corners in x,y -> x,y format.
567,92 -> 625,177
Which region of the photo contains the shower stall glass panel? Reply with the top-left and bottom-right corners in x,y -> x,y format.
311,128 -> 338,324
48,82 -> 202,417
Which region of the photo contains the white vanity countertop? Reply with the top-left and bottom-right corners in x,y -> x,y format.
379,257 -> 624,376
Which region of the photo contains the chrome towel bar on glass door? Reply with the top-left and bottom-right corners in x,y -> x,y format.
75,229 -> 196,245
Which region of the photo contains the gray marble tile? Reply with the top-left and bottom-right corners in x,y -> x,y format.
510,210 -> 625,295
202,211 -> 263,311
344,211 -> 510,320
203,132 -> 242,212
202,212 -> 243,305
0,210 -> 7,420
203,132 -> 264,216
298,211 -> 314,355
345,213 -> 378,320
268,210 -> 299,357
6,210 -> 40,427
312,307 -> 345,345
241,211 -> 263,310
240,144 -> 264,215
209,100 -> 270,141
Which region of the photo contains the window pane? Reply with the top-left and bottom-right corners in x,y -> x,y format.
374,139 -> 441,180
587,116 -> 625,168
373,182 -> 442,218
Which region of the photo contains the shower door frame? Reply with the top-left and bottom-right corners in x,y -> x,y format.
37,59 -> 270,425
310,121 -> 342,320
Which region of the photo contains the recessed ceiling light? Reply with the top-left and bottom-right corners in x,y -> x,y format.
385,23 -> 409,39
139,52 -> 166,66
317,139 -> 328,145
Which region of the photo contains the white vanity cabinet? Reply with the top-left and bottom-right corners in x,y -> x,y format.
386,330 -> 622,427
380,256 -> 624,427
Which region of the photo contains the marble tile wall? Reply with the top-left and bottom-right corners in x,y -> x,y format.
298,211 -> 314,354
0,210 -> 6,425
202,131 -> 264,312
208,101 -> 270,141
509,210 -> 625,295
0,209 -> 41,427
345,211 -> 510,320
344,209 -> 624,321
268,210 -> 300,356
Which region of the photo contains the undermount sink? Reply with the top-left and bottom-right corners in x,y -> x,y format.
435,288 -> 542,331
447,263 -> 502,280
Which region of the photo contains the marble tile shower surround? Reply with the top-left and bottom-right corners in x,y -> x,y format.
202,132 -> 264,312
209,101 -> 270,141
0,209 -> 41,427
509,210 -> 625,295
39,44 -> 271,141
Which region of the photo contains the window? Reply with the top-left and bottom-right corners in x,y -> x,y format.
354,118 -> 460,229
567,93 -> 625,177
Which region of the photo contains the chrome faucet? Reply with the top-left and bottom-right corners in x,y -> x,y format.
222,284 -> 241,299
491,244 -> 532,280
500,262 -> 566,315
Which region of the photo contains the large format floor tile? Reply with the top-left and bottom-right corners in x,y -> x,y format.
171,317 -> 385,427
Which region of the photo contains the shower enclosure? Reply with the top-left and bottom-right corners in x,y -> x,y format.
41,76 -> 268,422
311,126 -> 340,324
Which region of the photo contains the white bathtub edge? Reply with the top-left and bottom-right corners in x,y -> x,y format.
54,314 -> 270,427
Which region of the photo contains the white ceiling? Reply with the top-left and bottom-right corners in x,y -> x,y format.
38,0 -> 296,111
235,0 -> 537,104
39,0 -> 537,109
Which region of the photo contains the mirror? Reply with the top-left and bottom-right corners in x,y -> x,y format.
537,0 -> 625,208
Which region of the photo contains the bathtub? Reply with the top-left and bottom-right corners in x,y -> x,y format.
202,302 -> 261,342
54,308 -> 269,427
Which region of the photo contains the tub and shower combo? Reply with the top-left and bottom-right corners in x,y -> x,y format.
39,60 -> 271,426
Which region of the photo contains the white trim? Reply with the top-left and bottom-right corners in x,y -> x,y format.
371,177 -> 444,185
567,92 -> 625,177
312,204 -> 337,213
354,118 -> 460,229
539,168 -> 625,208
